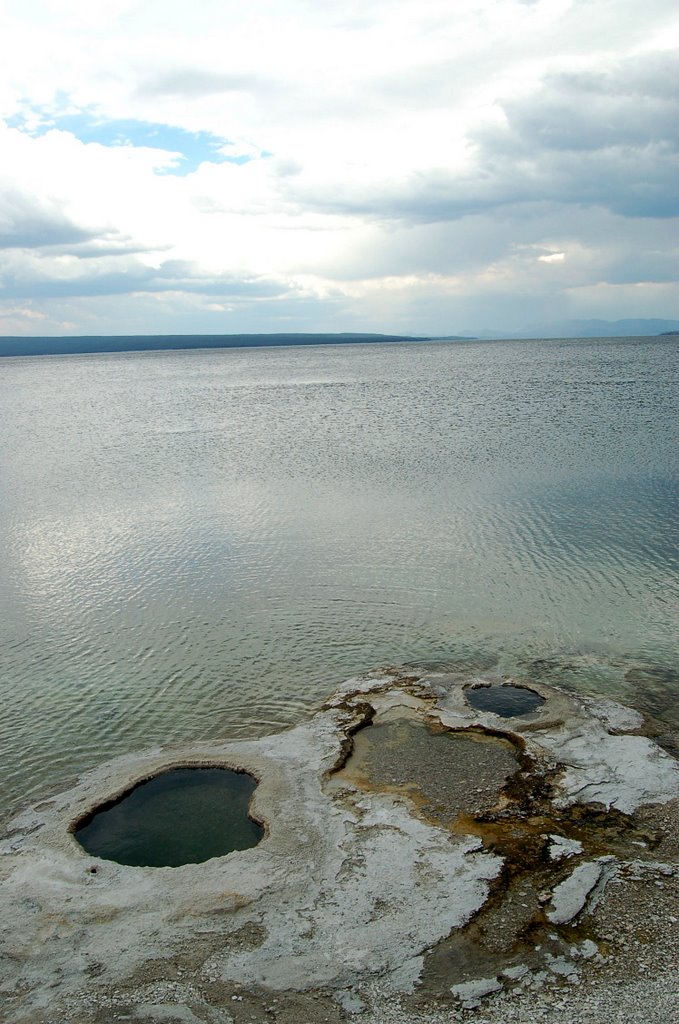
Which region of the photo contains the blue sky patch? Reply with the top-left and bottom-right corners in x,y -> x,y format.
7,106 -> 250,174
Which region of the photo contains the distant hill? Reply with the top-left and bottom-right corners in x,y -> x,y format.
0,332 -> 430,358
2,324 -> 677,357
469,318 -> 679,340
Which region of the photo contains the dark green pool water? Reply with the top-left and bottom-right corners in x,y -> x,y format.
75,768 -> 263,867
464,685 -> 545,717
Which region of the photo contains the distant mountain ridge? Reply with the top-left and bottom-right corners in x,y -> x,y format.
468,318 -> 679,339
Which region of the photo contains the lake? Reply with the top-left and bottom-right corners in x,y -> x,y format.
0,337 -> 677,819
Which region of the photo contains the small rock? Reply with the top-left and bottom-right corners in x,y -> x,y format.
547,834 -> 584,861
546,954 -> 578,977
578,939 -> 599,959
334,989 -> 367,1014
503,965 -> 530,981
450,976 -> 502,1008
547,861 -> 605,924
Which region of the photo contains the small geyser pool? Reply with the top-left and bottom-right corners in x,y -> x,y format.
75,767 -> 263,867
465,684 -> 545,718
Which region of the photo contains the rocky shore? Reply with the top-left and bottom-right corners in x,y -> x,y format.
1,668 -> 677,1024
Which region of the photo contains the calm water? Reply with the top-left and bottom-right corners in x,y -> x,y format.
1,338 -> 677,819
75,768 -> 262,867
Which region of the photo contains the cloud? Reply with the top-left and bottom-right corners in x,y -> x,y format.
272,47 -> 679,225
136,69 -> 269,99
472,50 -> 679,219
0,188 -> 95,249
7,106 -> 252,175
0,0 -> 678,334
499,55 -> 679,153
0,248 -> 295,301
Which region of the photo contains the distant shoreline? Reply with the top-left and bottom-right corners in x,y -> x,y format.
0,331 -> 676,358
0,332 -> 440,358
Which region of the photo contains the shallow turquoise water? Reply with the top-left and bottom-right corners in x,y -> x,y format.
0,337 -> 677,818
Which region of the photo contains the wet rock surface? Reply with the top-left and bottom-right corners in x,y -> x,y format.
1,668 -> 678,1023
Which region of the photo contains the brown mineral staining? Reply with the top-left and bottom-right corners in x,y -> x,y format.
331,715 -> 520,823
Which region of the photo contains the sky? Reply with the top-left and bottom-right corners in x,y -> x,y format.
0,0 -> 678,337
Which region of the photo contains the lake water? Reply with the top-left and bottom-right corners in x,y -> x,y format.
1,337 -> 677,819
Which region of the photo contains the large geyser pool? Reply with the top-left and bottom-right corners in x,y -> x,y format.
75,767 -> 263,867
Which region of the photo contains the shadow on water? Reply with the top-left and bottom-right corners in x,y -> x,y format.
75,767 -> 263,867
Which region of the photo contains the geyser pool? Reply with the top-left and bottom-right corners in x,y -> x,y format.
464,684 -> 545,718
75,767 -> 263,867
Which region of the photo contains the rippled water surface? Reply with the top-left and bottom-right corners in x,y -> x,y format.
1,338 -> 677,817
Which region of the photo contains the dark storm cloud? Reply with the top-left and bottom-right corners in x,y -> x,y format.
154,260 -> 290,298
0,254 -> 291,300
0,266 -> 155,299
313,201 -> 679,290
475,51 -> 679,219
285,49 -> 679,224
500,53 -> 679,152
62,239 -> 158,260
0,190 -> 96,249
